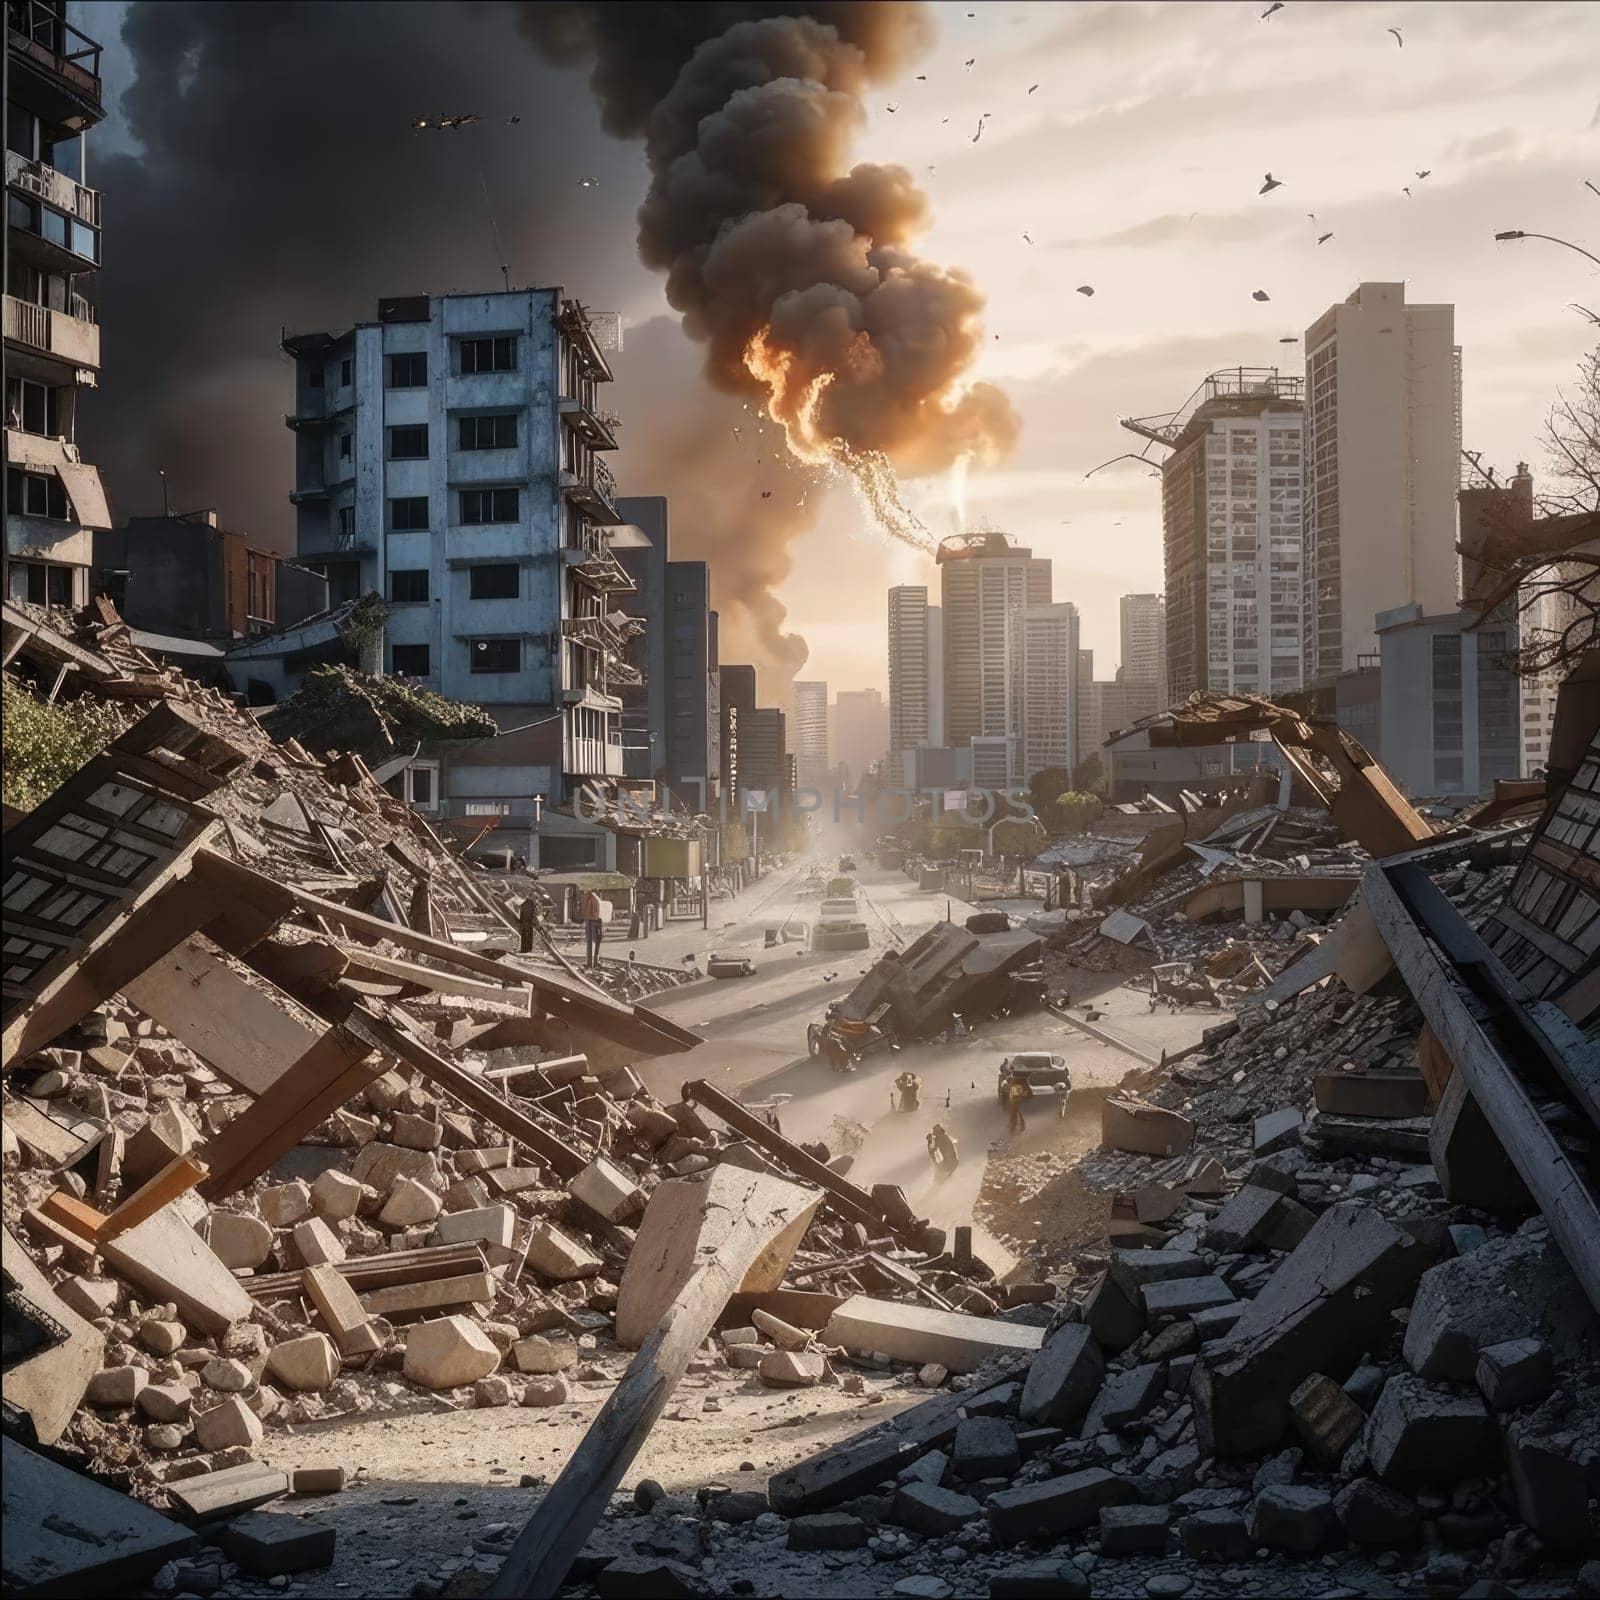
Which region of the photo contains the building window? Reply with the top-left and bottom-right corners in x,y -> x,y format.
460,336 -> 518,374
470,637 -> 520,674
340,357 -> 353,387
337,506 -> 356,537
389,496 -> 429,531
459,487 -> 519,524
6,377 -> 58,436
387,352 -> 427,388
463,801 -> 511,816
388,425 -> 428,459
308,364 -> 324,389
458,413 -> 518,450
339,432 -> 352,461
390,569 -> 429,603
383,763 -> 438,809
391,643 -> 431,675
469,563 -> 518,600
6,468 -> 68,520
22,563 -> 74,606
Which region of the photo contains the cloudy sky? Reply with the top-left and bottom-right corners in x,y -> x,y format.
82,0 -> 1597,700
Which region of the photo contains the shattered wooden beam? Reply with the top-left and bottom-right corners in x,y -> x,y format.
1363,859 -> 1600,1313
681,1079 -> 931,1247
489,1169 -> 821,1599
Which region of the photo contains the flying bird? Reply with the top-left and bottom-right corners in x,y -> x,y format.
1076,285 -> 1095,296
760,490 -> 773,500
1260,172 -> 1283,194
1261,1 -> 1284,15
1022,232 -> 1033,244
1028,84 -> 1039,94
1252,289 -> 1271,301
1415,169 -> 1430,179
916,74 -> 927,81
1402,185 -> 1411,196
577,176 -> 600,188
413,113 -> 481,132
964,57 -> 975,68
972,120 -> 985,144
1317,231 -> 1334,244
1388,26 -> 1403,46
506,115 -> 521,126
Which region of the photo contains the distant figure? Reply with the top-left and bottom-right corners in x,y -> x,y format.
944,1088 -> 952,1110
1005,1077 -> 1032,1137
927,1123 -> 959,1178
580,887 -> 606,968
895,1070 -> 922,1113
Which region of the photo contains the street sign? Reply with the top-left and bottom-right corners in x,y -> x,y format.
745,789 -> 770,813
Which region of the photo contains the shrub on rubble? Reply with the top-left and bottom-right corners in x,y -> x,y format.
1,678 -> 131,812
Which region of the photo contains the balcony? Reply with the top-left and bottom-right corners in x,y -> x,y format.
561,537 -> 636,595
3,292 -> 99,377
557,454 -> 624,525
296,525 -> 376,560
558,395 -> 619,452
7,1 -> 103,125
6,151 -> 100,224
6,154 -> 100,272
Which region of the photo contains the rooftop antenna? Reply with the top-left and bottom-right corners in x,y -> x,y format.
479,172 -> 510,292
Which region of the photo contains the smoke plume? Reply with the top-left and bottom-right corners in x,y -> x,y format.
518,2 -> 1020,547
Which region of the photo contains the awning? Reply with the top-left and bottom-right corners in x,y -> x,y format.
56,461 -> 112,530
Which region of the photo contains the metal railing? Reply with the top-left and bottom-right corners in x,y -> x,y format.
7,0 -> 102,89
6,151 -> 100,224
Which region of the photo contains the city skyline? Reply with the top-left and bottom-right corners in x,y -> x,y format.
71,1 -> 1595,696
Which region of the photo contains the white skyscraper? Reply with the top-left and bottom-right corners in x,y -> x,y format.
1303,282 -> 1461,686
792,679 -> 829,787
888,586 -> 937,758
1119,593 -> 1167,704
1024,602 -> 1080,780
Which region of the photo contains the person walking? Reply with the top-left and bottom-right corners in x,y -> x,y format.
580,887 -> 606,968
1005,1076 -> 1031,1137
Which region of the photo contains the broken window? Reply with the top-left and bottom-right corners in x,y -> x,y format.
336,506 -> 356,537
460,336 -> 517,374
387,352 -> 427,388
390,569 -> 429,603
469,563 -> 518,600
391,643 -> 430,675
469,637 -> 519,674
459,488 -> 518,524
388,425 -> 428,459
458,413 -> 518,451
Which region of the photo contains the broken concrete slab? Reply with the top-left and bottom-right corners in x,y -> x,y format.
1082,1361 -> 1165,1436
219,1510 -> 336,1576
523,1220 -> 604,1283
165,1461 -> 290,1521
1193,1202 -> 1427,1456
1202,1185 -> 1315,1254
1250,1484 -> 1336,1552
1366,1372 -> 1498,1487
201,1210 -> 273,1270
891,1481 -> 982,1536
952,1416 -> 1019,1480
1098,1503 -> 1170,1555
1108,1248 -> 1210,1298
825,1295 -> 1045,1375
1313,1068 -> 1430,1119
2,1224 -> 105,1444
1475,1338 -> 1554,1411
1429,1069 -> 1531,1211
758,1349 -> 824,1387
3,1435 -> 195,1592
192,1395 -> 264,1451
1506,1415 -> 1593,1544
101,1206 -> 254,1336
265,1332 -> 339,1392
1018,1322 -> 1104,1428
1082,1270 -> 1145,1352
1101,1097 -> 1193,1158
1143,1276 -> 1234,1322
403,1314 -> 501,1390
513,1334 -> 578,1375
988,1468 -> 1137,1545
568,1156 -> 644,1224
1334,1478 -> 1420,1546
1252,1107 -> 1303,1155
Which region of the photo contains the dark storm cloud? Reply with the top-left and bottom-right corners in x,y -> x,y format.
86,1 -> 647,548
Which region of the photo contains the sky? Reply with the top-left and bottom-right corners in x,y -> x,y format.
80,0 -> 1598,700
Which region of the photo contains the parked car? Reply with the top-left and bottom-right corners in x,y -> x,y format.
996,1051 -> 1072,1115
808,1000 -> 895,1067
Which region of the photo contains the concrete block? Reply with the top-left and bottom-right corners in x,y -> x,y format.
164,1460 -> 287,1520
474,1376 -> 516,1407
1193,1203 -> 1426,1456
1098,1502 -> 1170,1554
1082,1361 -> 1165,1436
1018,1322 -> 1104,1426
291,1217 -> 345,1268
87,1363 -> 148,1406
54,1274 -> 120,1320
1082,1270 -> 1145,1351
1143,1276 -> 1233,1321
1475,1338 -> 1553,1411
892,1481 -> 982,1535
522,1218 -> 602,1279
1289,1373 -> 1366,1464
825,1295 -> 1044,1375
192,1395 -> 264,1451
987,1467 -> 1136,1545
403,1315 -> 501,1389
138,1317 -> 187,1355
201,1357 -> 252,1393
1177,1508 -> 1251,1560
203,1212 -> 274,1270
124,1106 -> 202,1184
1101,1097 -> 1193,1157
292,1466 -> 347,1495
432,1203 -> 515,1250
1334,1478 -> 1421,1546
390,1112 -> 441,1151
1250,1485 -> 1336,1552
259,1180 -> 312,1229
1506,1419 -> 1592,1544
759,1349 -> 824,1387
1253,1107 -> 1303,1155
455,1145 -> 512,1175
310,1169 -> 364,1221
348,1143 -> 440,1193
1429,1070 -> 1530,1210
1366,1373 -> 1497,1487
136,1383 -> 192,1424
788,1513 -> 867,1550
521,1377 -> 569,1407
512,1334 -> 578,1374
952,1416 -> 1019,1479
265,1332 -> 339,1392
1108,1248 -> 1209,1297
379,1176 -> 441,1228
988,1562 -> 1091,1598
220,1510 -> 336,1575
1314,1068 -> 1429,1119
568,1156 -> 644,1223
1202,1185 -> 1315,1254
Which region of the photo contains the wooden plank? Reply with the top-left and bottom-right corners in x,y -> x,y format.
99,1154 -> 208,1241
123,937 -> 332,1097
302,1263 -> 375,1354
488,1169 -> 821,1599
358,1270 -> 497,1319
341,1004 -> 590,1180
823,1294 -> 1045,1373
245,1243 -> 487,1300
333,944 -> 531,1006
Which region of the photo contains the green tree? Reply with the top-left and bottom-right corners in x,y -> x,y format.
1053,790 -> 1104,835
2,680 -> 131,812
1071,752 -> 1106,794
1026,765 -> 1074,831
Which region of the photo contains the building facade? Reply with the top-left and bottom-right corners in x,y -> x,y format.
1375,602 -> 1519,798
832,687 -> 888,787
284,289 -> 632,801
888,585 -> 939,759
1152,371 -> 1304,703
613,495 -> 667,786
937,532 -> 1050,785
664,558 -> 718,810
1118,592 -> 1167,703
792,678 -> 829,789
1023,602 -> 1080,780
5,0 -> 109,608
1303,283 -> 1461,686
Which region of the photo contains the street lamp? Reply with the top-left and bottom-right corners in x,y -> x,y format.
1493,230 -> 1600,268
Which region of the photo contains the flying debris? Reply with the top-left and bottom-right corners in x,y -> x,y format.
1076,285 -> 1095,296
412,112 -> 481,131
577,176 -> 600,188
1278,336 -> 1299,343
1261,0 -> 1285,14
964,57 -> 975,68
1252,289 -> 1271,301
1028,83 -> 1039,94
1388,26 -> 1403,46
1571,304 -> 1600,325
916,73 -> 926,81
972,120 -> 985,144
732,427 -> 742,441
1022,232 -> 1032,244
1317,232 -> 1333,244
1260,172 -> 1283,194
1307,212 -> 1317,221
1402,186 -> 1411,197
760,490 -> 773,500
1086,452 -> 1160,479
1415,169 -> 1431,178
1585,180 -> 1599,198
886,103 -> 898,113
506,115 -> 522,126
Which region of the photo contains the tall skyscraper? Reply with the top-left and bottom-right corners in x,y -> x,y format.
792,680 -> 829,787
937,532 -> 1050,784
888,586 -> 933,758
6,0 -> 110,608
1140,371 -> 1305,702
1303,282 -> 1461,686
1023,603 -> 1080,780
832,688 -> 888,785
1118,592 -> 1168,703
